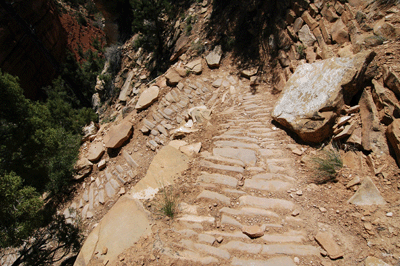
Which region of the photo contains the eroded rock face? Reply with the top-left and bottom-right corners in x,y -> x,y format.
272,50 -> 375,143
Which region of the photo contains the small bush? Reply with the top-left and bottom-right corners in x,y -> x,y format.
296,45 -> 306,59
159,186 -> 178,219
312,148 -> 343,184
191,41 -> 205,55
77,12 -> 88,27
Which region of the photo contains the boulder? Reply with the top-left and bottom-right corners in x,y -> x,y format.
165,69 -> 182,86
373,19 -> 397,40
170,35 -> 189,61
298,25 -> 317,46
87,142 -> 105,162
272,50 -> 375,143
321,6 -> 339,22
293,17 -> 304,33
104,121 -> 133,149
185,58 -> 203,74
330,19 -> 349,45
387,119 -> 400,166
372,79 -> 400,125
241,68 -> 258,79
74,158 -> 93,180
359,88 -> 389,154
301,11 -> 318,30
206,45 -> 222,68
384,68 -> 400,99
118,70 -> 134,102
319,19 -> 331,44
135,86 -> 160,110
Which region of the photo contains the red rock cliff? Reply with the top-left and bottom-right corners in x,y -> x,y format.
0,0 -> 68,99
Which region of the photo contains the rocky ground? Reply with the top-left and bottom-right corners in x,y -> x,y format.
58,0 -> 400,265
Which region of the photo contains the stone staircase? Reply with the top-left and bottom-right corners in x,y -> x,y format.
158,91 -> 322,265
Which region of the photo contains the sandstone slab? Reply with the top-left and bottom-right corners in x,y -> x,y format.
74,158 -> 93,180
180,142 -> 202,156
104,121 -> 133,149
74,197 -> 151,266
272,50 -> 375,143
130,145 -> 189,199
348,177 -> 386,205
298,25 -> 316,46
87,142 -> 105,162
135,86 -> 160,110
213,147 -> 257,166
118,70 -> 134,102
365,256 -> 391,266
314,232 -> 344,259
165,69 -> 182,86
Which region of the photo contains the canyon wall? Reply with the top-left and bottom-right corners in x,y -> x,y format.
0,0 -> 67,99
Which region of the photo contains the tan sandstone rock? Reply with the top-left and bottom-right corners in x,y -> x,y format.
104,121 -> 133,149
272,50 -> 375,143
87,142 -> 105,162
135,86 -> 160,110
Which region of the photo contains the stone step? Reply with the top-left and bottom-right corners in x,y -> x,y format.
178,214 -> 215,223
213,135 -> 259,143
197,172 -> 238,187
219,207 -> 279,218
175,249 -> 219,264
220,241 -> 262,254
259,149 -> 284,157
181,239 -> 231,260
231,257 -> 296,266
221,214 -> 243,227
243,179 -> 291,192
261,244 -> 320,256
214,140 -> 260,150
262,230 -> 306,243
213,147 -> 257,166
239,196 -> 294,210
200,160 -> 244,173
197,190 -> 231,205
202,154 -> 245,167
252,173 -> 296,182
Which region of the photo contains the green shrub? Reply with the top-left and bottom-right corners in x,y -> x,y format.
312,148 -> 343,184
159,186 -> 178,218
296,44 -> 306,59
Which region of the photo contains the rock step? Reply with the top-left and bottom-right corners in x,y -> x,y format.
200,160 -> 244,173
197,172 -> 238,187
259,149 -> 285,157
213,135 -> 259,143
231,257 -> 296,266
219,206 -> 279,218
180,239 -> 231,259
202,154 -> 245,167
214,140 -> 260,149
213,147 -> 257,166
239,195 -> 295,211
174,250 -> 219,264
221,241 -> 320,256
177,214 -> 215,223
252,173 -> 296,182
243,179 -> 291,192
197,190 -> 231,205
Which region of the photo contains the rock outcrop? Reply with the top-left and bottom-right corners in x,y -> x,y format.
272,50 -> 375,143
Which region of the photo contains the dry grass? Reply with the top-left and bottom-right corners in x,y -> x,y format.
312,148 -> 343,184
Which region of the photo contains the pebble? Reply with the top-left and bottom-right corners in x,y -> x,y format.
386,212 -> 393,217
216,236 -> 224,243
319,207 -> 327,213
291,210 -> 300,217
296,190 -> 303,196
294,257 -> 300,264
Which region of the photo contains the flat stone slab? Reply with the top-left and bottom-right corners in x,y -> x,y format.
314,232 -> 344,259
87,142 -> 105,162
74,197 -> 151,266
221,214 -> 243,227
365,256 -> 391,266
262,230 -> 305,243
261,244 -> 320,256
135,85 -> 160,110
194,243 -> 230,259
221,241 -> 262,254
244,179 -> 291,192
348,177 -> 386,205
242,225 -> 264,238
130,145 -> 189,199
197,190 -> 230,205
104,121 -> 133,149
239,196 -> 294,210
197,173 -> 238,187
214,141 -> 260,150
178,214 -> 215,223
220,207 -> 279,218
200,160 -> 244,173
232,257 -> 296,266
213,148 -> 257,166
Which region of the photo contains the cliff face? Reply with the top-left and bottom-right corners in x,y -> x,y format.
0,0 -> 68,99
